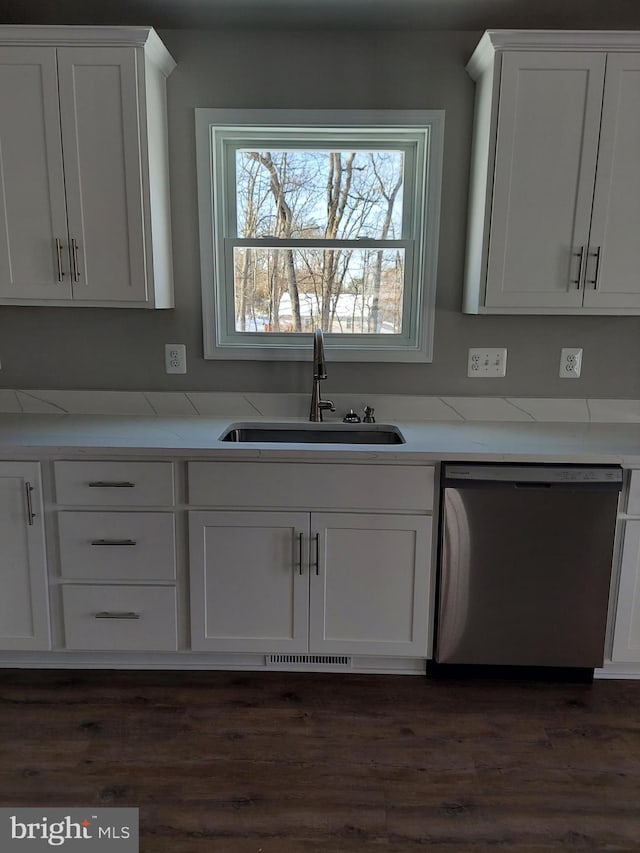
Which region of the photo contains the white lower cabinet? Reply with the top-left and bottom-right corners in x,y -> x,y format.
54,459 -> 178,652
610,470 -> 640,664
0,462 -> 50,650
612,519 -> 640,663
57,511 -> 178,651
62,585 -> 177,651
189,510 -> 432,657
310,513 -> 431,656
189,511 -> 309,653
57,511 -> 176,581
2,457 -> 433,667
54,460 -> 176,505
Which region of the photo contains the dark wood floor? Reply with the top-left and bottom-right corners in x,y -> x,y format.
0,669 -> 639,851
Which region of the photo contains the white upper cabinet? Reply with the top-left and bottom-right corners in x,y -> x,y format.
485,51 -> 605,310
0,27 -> 175,308
585,53 -> 640,309
0,47 -> 68,301
464,31 -> 640,314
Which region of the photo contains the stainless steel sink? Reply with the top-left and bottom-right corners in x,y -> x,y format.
220,423 -> 405,445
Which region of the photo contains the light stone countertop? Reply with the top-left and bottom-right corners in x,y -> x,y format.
0,412 -> 639,464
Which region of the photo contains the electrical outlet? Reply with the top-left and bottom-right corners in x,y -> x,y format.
467,348 -> 507,378
559,347 -> 583,378
164,343 -> 187,374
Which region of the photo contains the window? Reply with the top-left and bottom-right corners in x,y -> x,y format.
195,110 -> 444,361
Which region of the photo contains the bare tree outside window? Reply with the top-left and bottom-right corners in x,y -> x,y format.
233,149 -> 405,334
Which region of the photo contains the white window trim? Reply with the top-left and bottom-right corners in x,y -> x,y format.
195,109 -> 444,362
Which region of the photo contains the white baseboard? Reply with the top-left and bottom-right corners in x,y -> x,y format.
595,662 -> 640,679
0,650 -> 426,676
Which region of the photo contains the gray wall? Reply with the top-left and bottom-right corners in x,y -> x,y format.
2,26 -> 640,397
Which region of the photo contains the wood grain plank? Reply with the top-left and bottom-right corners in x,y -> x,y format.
1,670 -> 640,851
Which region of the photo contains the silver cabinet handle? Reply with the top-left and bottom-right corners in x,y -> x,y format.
313,532 -> 320,576
25,482 -> 36,526
569,245 -> 585,289
87,481 -> 135,488
298,532 -> 304,575
586,246 -> 602,290
55,238 -> 65,282
95,611 -> 140,620
71,238 -> 80,282
90,539 -> 137,546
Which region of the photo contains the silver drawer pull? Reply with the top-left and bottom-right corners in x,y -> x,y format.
586,246 -> 602,290
87,481 -> 135,488
55,238 -> 65,282
298,531 -> 303,576
90,539 -> 137,546
71,237 -> 81,282
313,532 -> 320,576
94,611 -> 140,620
569,245 -> 585,289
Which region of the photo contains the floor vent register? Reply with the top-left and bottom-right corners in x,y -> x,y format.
266,654 -> 352,668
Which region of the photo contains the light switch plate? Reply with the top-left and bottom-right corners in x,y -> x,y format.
468,348 -> 507,378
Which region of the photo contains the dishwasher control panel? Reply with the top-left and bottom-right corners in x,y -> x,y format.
442,464 -> 622,485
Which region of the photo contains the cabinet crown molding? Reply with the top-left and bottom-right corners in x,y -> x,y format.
467,29 -> 640,78
0,26 -> 175,74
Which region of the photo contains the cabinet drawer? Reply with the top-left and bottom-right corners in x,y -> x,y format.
188,462 -> 434,512
57,512 -> 176,580
54,461 -> 175,506
62,585 -> 177,651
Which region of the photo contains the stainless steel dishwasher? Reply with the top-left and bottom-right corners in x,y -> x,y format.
436,464 -> 622,670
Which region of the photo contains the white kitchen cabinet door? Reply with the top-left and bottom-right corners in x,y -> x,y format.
0,27 -> 174,308
309,513 -> 431,657
0,47 -> 70,300
612,520 -> 640,663
583,54 -> 640,309
0,462 -> 50,650
57,47 -> 148,303
189,511 -> 310,653
484,51 -> 605,309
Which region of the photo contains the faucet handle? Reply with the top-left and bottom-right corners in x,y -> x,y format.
316,398 -> 335,422
343,409 -> 362,423
363,406 -> 375,423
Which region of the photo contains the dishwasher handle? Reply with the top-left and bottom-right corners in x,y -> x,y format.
514,482 -> 552,489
